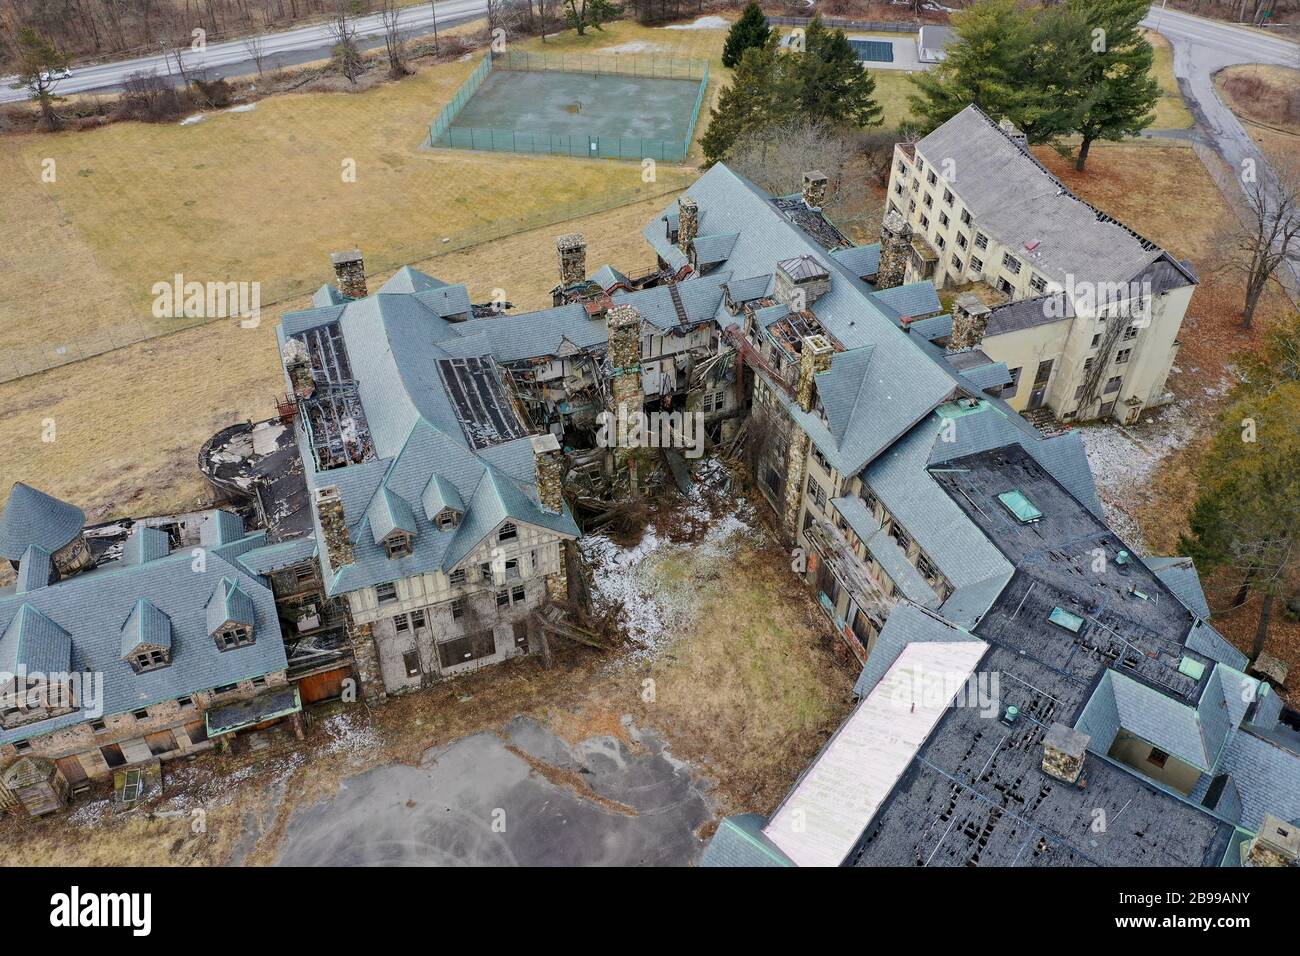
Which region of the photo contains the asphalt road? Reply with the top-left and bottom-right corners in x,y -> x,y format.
1142,6 -> 1300,287
274,716 -> 713,866
0,0 -> 489,104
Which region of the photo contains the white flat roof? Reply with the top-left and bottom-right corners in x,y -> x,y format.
763,638 -> 988,867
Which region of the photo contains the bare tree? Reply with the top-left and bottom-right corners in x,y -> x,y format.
243,34 -> 267,74
379,0 -> 408,78
1217,159 -> 1300,329
328,0 -> 364,84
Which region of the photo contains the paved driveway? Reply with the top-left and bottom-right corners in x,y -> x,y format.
275,716 -> 713,866
1143,6 -> 1300,288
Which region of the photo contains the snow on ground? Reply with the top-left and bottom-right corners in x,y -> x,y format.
320,711 -> 383,763
601,41 -> 665,54
664,16 -> 729,30
1076,399 -> 1205,552
579,459 -> 762,664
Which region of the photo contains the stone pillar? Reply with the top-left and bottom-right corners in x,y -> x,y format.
877,210 -> 912,290
796,334 -> 835,414
605,304 -> 645,487
314,486 -> 354,570
1246,815 -> 1300,867
802,170 -> 828,209
330,250 -> 367,299
546,541 -> 570,604
783,427 -> 810,543
348,619 -> 387,703
1041,722 -> 1090,785
281,338 -> 315,400
530,433 -> 565,515
677,196 -> 699,250
948,293 -> 992,352
556,234 -> 587,288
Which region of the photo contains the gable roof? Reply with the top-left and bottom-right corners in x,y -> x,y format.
120,598 -> 173,657
15,546 -> 53,594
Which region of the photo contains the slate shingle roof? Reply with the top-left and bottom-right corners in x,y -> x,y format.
0,483 -> 85,561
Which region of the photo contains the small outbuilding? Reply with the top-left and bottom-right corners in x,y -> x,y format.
1,756 -> 70,816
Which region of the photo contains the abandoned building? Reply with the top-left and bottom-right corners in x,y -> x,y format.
880,104 -> 1197,424
0,483 -> 301,815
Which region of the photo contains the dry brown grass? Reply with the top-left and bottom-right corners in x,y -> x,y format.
1144,29 -> 1196,129
1215,64 -> 1300,174
0,192 -> 678,521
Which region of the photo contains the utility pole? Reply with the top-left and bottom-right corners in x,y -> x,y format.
430,0 -> 440,55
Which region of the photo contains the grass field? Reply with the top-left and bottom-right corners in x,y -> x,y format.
1145,29 -> 1195,129
1214,63 -> 1300,174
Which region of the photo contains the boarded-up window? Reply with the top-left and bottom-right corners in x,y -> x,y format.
513,620 -> 529,650
403,651 -> 420,676
437,631 -> 497,669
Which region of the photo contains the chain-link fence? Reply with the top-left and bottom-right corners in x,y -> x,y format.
429,50 -> 710,163
1,182 -> 688,385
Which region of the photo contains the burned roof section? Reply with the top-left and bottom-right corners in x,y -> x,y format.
771,195 -> 854,251
437,356 -> 529,450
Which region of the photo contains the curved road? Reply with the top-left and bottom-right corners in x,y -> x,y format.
0,0 -> 489,104
1142,6 -> 1300,287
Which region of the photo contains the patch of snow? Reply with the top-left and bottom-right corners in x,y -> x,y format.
664,15 -> 729,30
179,113 -> 206,126
601,41 -> 663,54
320,711 -> 382,763
224,103 -> 256,114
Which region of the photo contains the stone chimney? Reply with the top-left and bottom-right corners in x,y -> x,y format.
998,117 -> 1028,152
796,334 -> 835,414
775,255 -> 832,310
315,486 -> 354,570
1041,722 -> 1090,785
802,170 -> 829,210
281,338 -> 315,400
606,304 -> 644,416
677,196 -> 699,250
556,233 -> 587,288
330,250 -> 367,299
1246,814 -> 1300,867
948,293 -> 993,351
877,210 -> 912,290
530,433 -> 565,515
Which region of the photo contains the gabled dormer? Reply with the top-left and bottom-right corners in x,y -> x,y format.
206,577 -> 256,651
367,486 -> 418,559
422,474 -> 464,532
121,598 -> 173,673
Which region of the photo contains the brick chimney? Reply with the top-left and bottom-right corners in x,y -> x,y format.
330,250 -> 367,299
1246,814 -> 1300,867
877,210 -> 912,290
796,334 -> 835,414
281,338 -> 315,400
802,170 -> 828,210
530,433 -> 565,515
315,486 -> 354,570
998,117 -> 1028,152
556,233 -> 587,288
677,196 -> 699,250
1041,722 -> 1089,785
948,293 -> 992,351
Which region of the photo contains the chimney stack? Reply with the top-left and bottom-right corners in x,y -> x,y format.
796,334 -> 835,414
1246,815 -> 1300,867
948,293 -> 992,351
877,210 -> 912,290
530,433 -> 565,515
315,486 -> 354,570
556,233 -> 587,289
1041,722 -> 1089,785
331,250 -> 367,300
998,117 -> 1028,152
802,170 -> 828,210
281,338 -> 315,400
677,196 -> 699,250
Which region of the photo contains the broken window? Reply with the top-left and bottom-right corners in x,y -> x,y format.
943,189 -> 954,206
960,209 -> 971,225
970,256 -> 983,273
1029,275 -> 1046,294
451,598 -> 466,620
511,585 -> 526,603
497,590 -> 510,608
1104,376 -> 1123,394
394,614 -> 410,632
498,522 -> 518,542
939,212 -> 950,228
411,610 -> 426,629
1001,253 -> 1021,274
1116,348 -> 1132,364
437,631 -> 497,669
403,651 -> 421,677
1004,367 -> 1021,397
974,233 -> 988,250
217,625 -> 254,650
376,582 -> 398,604
951,255 -> 963,272
384,532 -> 413,559
1123,325 -> 1139,340
957,233 -> 968,250
449,569 -> 467,586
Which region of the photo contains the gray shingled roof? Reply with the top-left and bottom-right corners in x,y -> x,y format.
913,105 -> 1195,288
870,283 -> 942,321
828,243 -> 880,279
0,516 -> 287,745
1145,556 -> 1213,621
0,483 -> 85,561
700,814 -> 794,866
122,526 -> 171,565
15,546 -> 52,594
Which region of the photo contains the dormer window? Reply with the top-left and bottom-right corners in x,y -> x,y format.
498,522 -> 518,543
384,531 -> 413,559
217,625 -> 255,650
131,647 -> 171,674
436,509 -> 460,531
